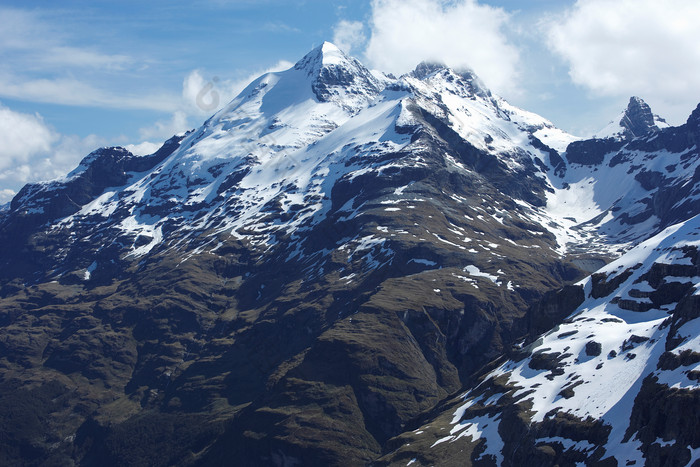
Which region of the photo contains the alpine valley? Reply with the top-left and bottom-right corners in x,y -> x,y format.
1,43 -> 699,466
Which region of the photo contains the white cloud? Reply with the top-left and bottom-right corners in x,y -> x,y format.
182,70 -> 214,115
0,104 -> 57,166
139,111 -> 191,141
0,189 -> 15,205
333,20 -> 366,56
0,74 -> 179,112
136,60 -> 294,142
545,0 -> 700,124
362,0 -> 520,93
124,141 -> 162,156
0,102 -> 103,201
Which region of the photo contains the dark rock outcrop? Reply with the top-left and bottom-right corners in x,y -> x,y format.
565,138 -> 625,166
618,96 -> 664,139
527,284 -> 585,338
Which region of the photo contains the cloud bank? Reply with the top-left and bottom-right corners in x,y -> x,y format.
545,0 -> 700,123
361,0 -> 520,93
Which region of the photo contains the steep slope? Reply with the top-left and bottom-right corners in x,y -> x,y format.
378,215 -> 700,466
0,43 -> 698,466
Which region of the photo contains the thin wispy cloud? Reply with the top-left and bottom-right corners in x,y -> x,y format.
261,21 -> 301,33
0,7 -> 175,112
0,8 -> 134,71
0,74 -> 180,112
333,20 -> 366,56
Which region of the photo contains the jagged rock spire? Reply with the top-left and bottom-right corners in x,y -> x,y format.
596,96 -> 668,140
619,96 -> 661,138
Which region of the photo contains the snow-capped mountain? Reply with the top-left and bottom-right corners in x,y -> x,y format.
6,46 -> 699,284
4,42 -> 568,275
0,43 -> 698,466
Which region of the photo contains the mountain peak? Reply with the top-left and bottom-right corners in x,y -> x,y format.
455,67 -> 492,99
411,62 -> 492,100
620,96 -> 658,138
294,41 -> 350,74
686,102 -> 700,128
319,41 -> 343,62
411,61 -> 449,80
596,96 -> 668,140
291,41 -> 383,112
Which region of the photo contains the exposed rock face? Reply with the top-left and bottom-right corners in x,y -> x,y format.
595,96 -> 668,141
0,135 -> 186,282
625,376 -> 699,466
619,96 -> 663,139
586,340 -> 602,357
527,284 -> 585,338
565,138 -> 625,165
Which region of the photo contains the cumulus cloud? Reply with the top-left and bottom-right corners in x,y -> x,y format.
333,20 -> 366,56
362,0 -> 520,93
545,0 -> 700,123
0,104 -> 57,165
182,70 -> 215,115
0,103 -> 103,203
124,141 -> 162,156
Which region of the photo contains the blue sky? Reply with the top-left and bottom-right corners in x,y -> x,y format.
1,0 -> 699,203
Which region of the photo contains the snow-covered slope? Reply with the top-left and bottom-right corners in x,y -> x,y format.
513,99 -> 700,260
379,215 -> 700,466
